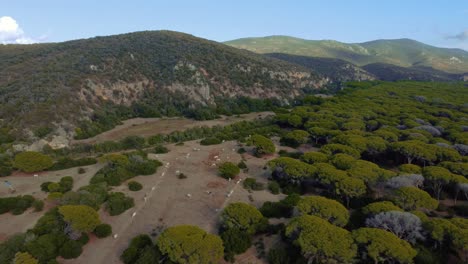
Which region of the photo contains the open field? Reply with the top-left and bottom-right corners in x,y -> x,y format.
71,111 -> 274,145
1,139 -> 284,263
64,140 -> 282,264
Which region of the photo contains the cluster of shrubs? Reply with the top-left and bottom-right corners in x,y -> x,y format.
106,192 -> 135,216
41,176 -> 74,197
153,145 -> 169,154
260,194 -> 300,218
0,195 -> 43,215
90,153 -> 161,186
243,178 -> 265,191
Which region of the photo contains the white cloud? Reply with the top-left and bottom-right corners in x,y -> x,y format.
0,16 -> 37,44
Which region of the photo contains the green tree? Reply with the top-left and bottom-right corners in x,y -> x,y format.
362,201 -> 403,216
287,114 -> 303,127
268,157 -> 316,183
218,162 -> 240,179
14,252 -> 39,264
399,164 -> 422,174
392,187 -> 438,210
331,153 -> 356,170
281,130 -> 310,147
220,228 -> 251,261
300,151 -> 328,164
422,166 -> 454,201
249,134 -> 275,156
296,196 -> 349,227
58,205 -> 101,233
285,215 -> 356,263
59,240 -> 83,259
221,202 -> 265,234
392,140 -> 436,165
13,151 -> 53,172
352,228 -> 417,264
156,225 -> 223,264
334,176 -> 366,207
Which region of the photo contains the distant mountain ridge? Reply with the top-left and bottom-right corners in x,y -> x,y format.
225,36 -> 468,74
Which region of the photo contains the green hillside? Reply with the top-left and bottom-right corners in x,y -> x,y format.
225,36 -> 468,73
0,31 -> 325,141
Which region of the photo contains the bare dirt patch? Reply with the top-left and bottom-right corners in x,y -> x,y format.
71,111 -> 274,145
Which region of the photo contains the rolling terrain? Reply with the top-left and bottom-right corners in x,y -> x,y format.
226,36 -> 468,74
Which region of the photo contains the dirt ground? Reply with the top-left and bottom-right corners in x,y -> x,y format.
71,111 -> 274,145
49,140 -> 282,264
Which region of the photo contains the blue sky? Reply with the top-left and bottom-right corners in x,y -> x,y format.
1,0 -> 467,50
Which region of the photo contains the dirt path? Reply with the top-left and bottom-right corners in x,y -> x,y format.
62,140 -> 281,264
71,111 -> 274,145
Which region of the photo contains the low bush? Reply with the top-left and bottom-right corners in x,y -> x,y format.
153,145 -> 169,154
268,181 -> 280,194
32,200 -> 44,212
128,181 -> 143,191
94,223 -> 112,238
218,162 -> 240,179
243,178 -> 265,191
200,137 -> 222,145
106,192 -> 134,216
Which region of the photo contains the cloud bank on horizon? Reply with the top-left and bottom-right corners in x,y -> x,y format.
447,29 -> 468,41
0,16 -> 44,44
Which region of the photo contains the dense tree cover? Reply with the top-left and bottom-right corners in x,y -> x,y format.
352,228 -> 417,263
220,202 -> 265,234
156,225 -> 224,264
248,134 -> 275,156
296,195 -> 349,226
218,162 -> 240,179
285,215 -> 357,263
13,151 -> 53,172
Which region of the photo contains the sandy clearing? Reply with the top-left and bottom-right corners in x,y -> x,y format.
62,140 -> 281,264
71,111 -> 274,145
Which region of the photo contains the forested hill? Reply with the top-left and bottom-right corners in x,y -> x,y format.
0,31 -> 326,142
225,36 -> 468,74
